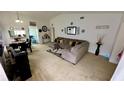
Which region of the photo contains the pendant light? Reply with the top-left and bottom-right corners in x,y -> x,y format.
15,12 -> 23,23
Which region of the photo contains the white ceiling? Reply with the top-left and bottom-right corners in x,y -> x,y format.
0,11 -> 64,21
0,11 -> 123,21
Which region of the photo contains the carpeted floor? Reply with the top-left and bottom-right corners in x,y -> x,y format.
27,44 -> 117,81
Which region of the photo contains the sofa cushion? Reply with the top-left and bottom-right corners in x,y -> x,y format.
81,41 -> 89,47
59,39 -> 70,49
69,41 -> 72,46
71,43 -> 83,54
76,41 -> 82,45
71,41 -> 76,47
63,39 -> 69,45
60,43 -> 71,49
59,39 -> 63,44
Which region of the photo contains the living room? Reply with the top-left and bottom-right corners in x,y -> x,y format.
0,11 -> 124,81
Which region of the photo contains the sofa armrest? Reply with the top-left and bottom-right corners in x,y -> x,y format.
61,44 -> 89,64
61,49 -> 77,64
61,49 -> 71,55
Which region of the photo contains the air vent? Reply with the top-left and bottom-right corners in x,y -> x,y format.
80,16 -> 84,19
29,21 -> 36,26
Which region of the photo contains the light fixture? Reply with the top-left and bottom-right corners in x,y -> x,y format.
15,12 -> 23,23
20,20 -> 23,23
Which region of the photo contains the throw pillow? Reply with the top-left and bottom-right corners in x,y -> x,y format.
57,40 -> 60,43
69,41 -> 73,46
71,41 -> 76,47
60,39 -> 63,44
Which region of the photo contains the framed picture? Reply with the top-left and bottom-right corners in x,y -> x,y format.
67,26 -> 77,35
42,26 -> 47,32
30,21 -> 36,26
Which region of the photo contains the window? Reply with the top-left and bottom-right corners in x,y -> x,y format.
8,30 -> 26,37
14,30 -> 26,37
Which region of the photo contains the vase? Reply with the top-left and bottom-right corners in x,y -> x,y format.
95,42 -> 102,56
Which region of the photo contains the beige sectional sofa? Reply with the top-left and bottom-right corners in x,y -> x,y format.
54,37 -> 89,64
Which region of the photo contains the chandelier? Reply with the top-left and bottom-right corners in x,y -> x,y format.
15,12 -> 23,23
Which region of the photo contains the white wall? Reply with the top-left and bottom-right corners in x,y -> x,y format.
0,51 -> 8,81
0,63 -> 8,81
50,13 -> 122,59
0,13 -> 50,45
110,20 -> 124,64
0,21 -> 5,45
111,52 -> 124,81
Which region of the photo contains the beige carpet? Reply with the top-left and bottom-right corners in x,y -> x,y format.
27,44 -> 117,81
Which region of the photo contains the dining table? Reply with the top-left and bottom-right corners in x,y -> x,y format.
9,39 -> 27,51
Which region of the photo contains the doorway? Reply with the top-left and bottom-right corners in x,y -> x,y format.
28,26 -> 39,44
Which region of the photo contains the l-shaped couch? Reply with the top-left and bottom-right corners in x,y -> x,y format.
52,37 -> 89,64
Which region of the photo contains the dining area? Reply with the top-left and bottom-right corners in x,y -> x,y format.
8,37 -> 32,53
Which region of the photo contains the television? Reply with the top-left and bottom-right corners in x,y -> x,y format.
67,26 -> 77,35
